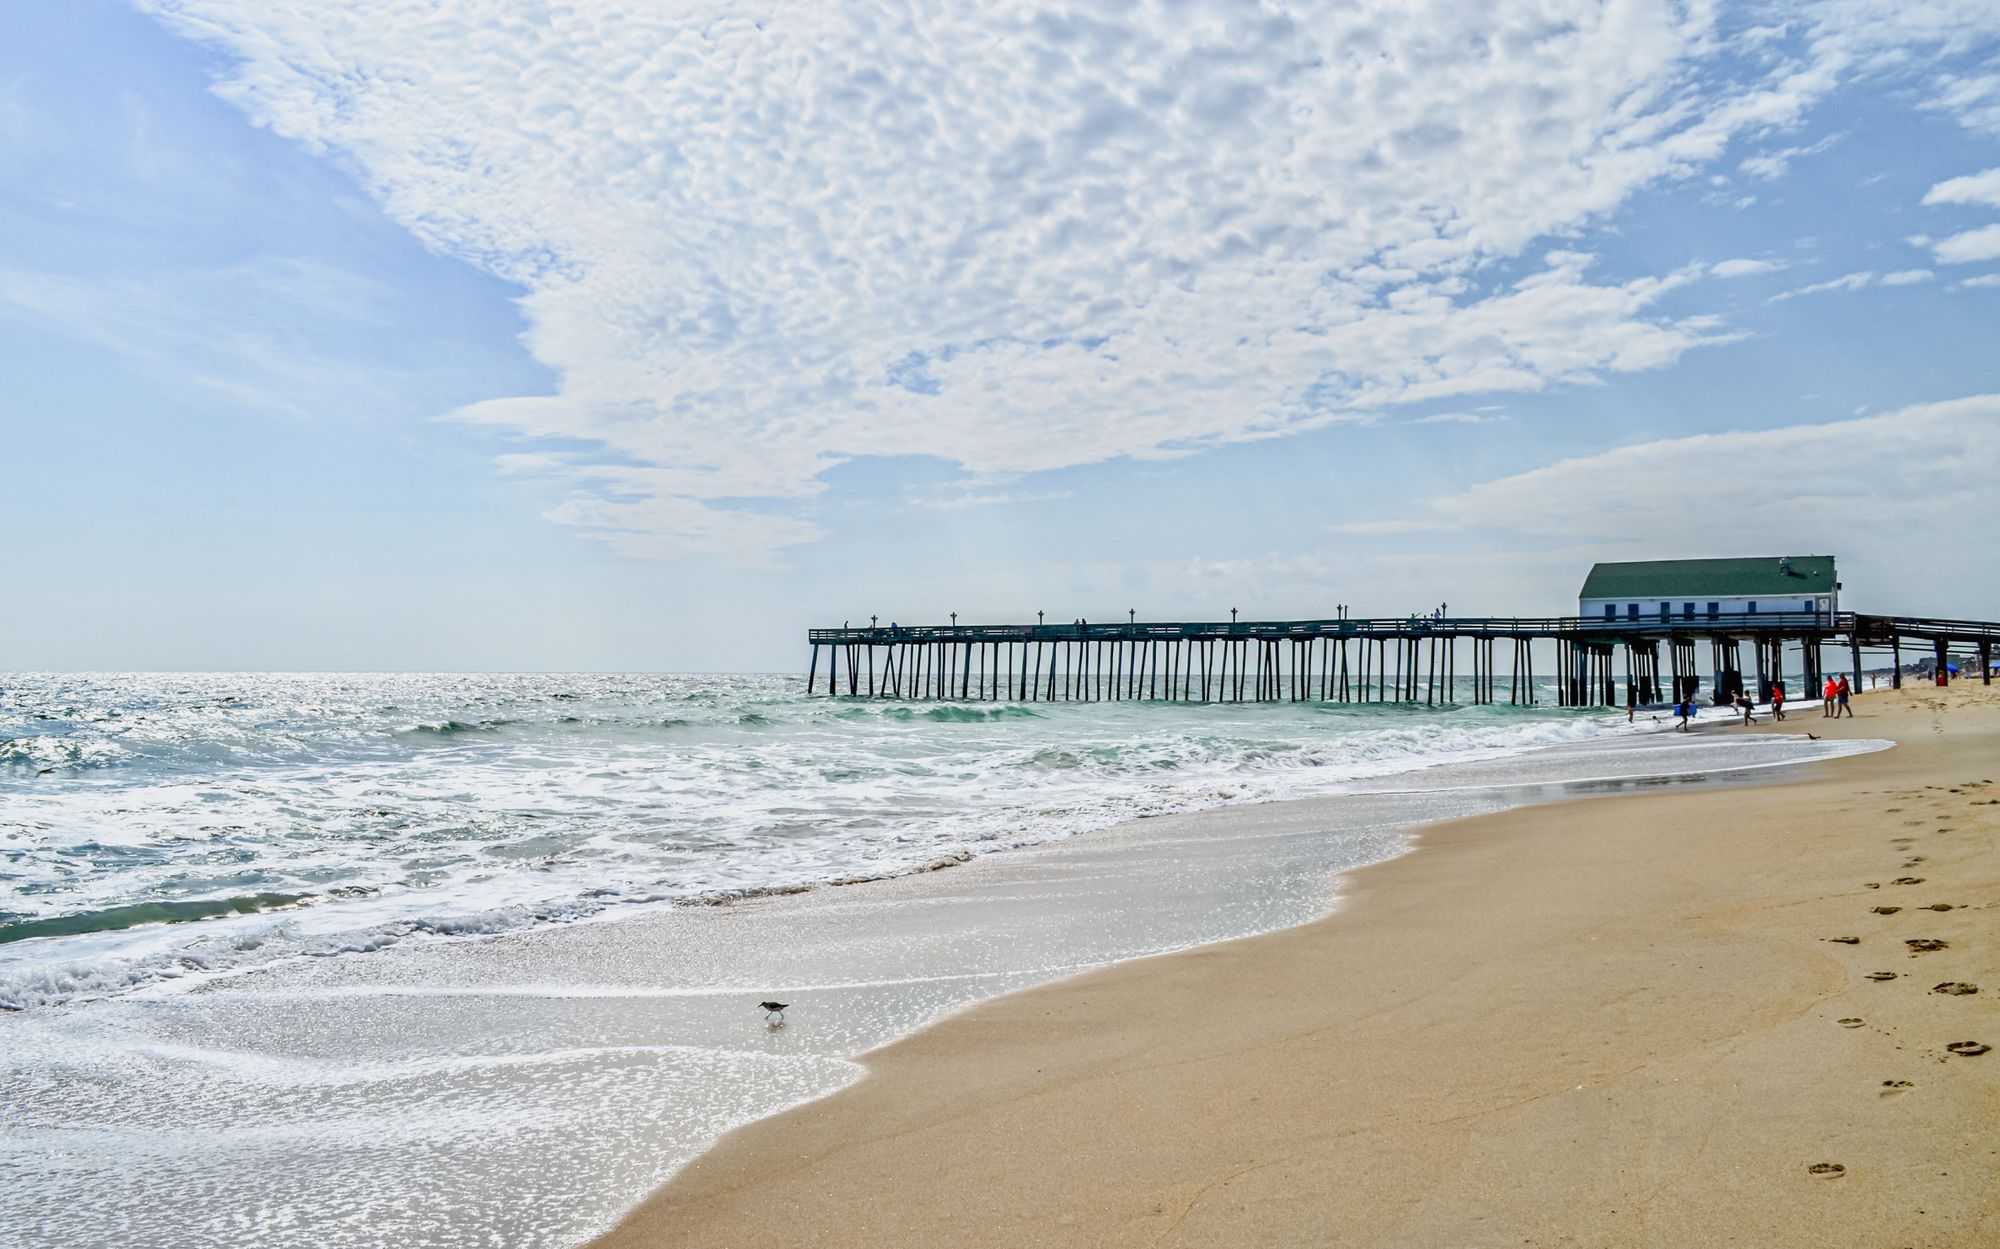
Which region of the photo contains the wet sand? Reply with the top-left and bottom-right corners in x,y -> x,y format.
592,681 -> 2000,1248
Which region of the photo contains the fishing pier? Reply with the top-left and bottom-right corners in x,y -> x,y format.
804,612 -> 2000,707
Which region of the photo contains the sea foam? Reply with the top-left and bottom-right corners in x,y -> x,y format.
5,672 -> 1647,1009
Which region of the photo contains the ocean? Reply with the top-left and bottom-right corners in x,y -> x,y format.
0,672 -> 1877,1247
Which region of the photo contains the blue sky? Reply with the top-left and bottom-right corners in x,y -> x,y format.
4,1 -> 1998,670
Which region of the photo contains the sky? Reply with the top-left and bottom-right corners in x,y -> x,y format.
3,0 -> 1998,671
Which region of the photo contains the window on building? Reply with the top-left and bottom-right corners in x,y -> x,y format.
1747,600 -> 1757,614
1627,603 -> 1639,619
1683,601 -> 1695,617
1659,603 -> 1670,621
1706,602 -> 1719,617
1604,604 -> 1616,620
1803,599 -> 1813,614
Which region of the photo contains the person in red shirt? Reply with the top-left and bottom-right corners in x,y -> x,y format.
1836,674 -> 1853,717
1823,675 -> 1839,718
1771,681 -> 1786,721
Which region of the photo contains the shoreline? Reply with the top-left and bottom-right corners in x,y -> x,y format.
590,682 -> 1999,1248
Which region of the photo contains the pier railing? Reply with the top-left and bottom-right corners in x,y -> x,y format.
811,612 -> 1873,644
805,612 -> 1999,706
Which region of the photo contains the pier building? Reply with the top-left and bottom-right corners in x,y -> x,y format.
1579,556 -> 1838,625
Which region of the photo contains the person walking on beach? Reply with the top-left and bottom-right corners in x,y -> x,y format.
1731,690 -> 1755,725
1675,697 -> 1692,732
1836,674 -> 1854,717
1771,681 -> 1785,721
1823,675 -> 1838,717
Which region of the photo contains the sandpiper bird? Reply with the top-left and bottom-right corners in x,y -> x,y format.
759,1000 -> 789,1022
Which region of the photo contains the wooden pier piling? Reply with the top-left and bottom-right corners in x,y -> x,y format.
805,612 -> 1998,708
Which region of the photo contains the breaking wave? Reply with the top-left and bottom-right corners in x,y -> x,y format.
1,670 -> 1643,1010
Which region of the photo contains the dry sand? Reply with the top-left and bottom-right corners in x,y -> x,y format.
591,682 -> 2000,1248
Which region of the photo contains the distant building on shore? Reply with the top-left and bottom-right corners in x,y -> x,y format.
1579,556 -> 1839,624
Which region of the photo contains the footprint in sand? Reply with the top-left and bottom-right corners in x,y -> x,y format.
1807,1162 -> 1846,1177
1825,936 -> 1861,944
1865,971 -> 1899,982
1905,938 -> 1948,953
1945,1042 -> 1990,1057
1932,982 -> 1979,996
1838,1018 -> 1866,1028
1922,903 -> 1956,911
1880,1080 -> 1914,1097
1871,906 -> 1902,915
1891,877 -> 1926,885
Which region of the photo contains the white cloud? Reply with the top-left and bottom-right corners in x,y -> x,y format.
1710,257 -> 1785,278
134,0 -> 2000,562
0,258 -> 423,419
1768,271 -> 1874,301
1931,224 -> 2000,264
1880,268 -> 1935,285
1738,133 -> 1841,181
1958,273 -> 2000,288
911,488 -> 1076,511
1096,390 -> 2000,612
1302,396 -> 2000,614
1924,73 -> 2000,136
1434,396 -> 2000,540
1923,167 -> 2000,208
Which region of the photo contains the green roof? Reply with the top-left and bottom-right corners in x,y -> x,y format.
1579,556 -> 1836,601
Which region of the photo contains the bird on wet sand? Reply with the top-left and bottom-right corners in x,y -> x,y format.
759,1000 -> 789,1023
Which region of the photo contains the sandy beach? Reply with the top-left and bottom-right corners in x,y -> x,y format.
592,681 -> 2000,1248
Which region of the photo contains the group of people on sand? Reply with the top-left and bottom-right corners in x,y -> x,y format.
1669,672 -> 1852,732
